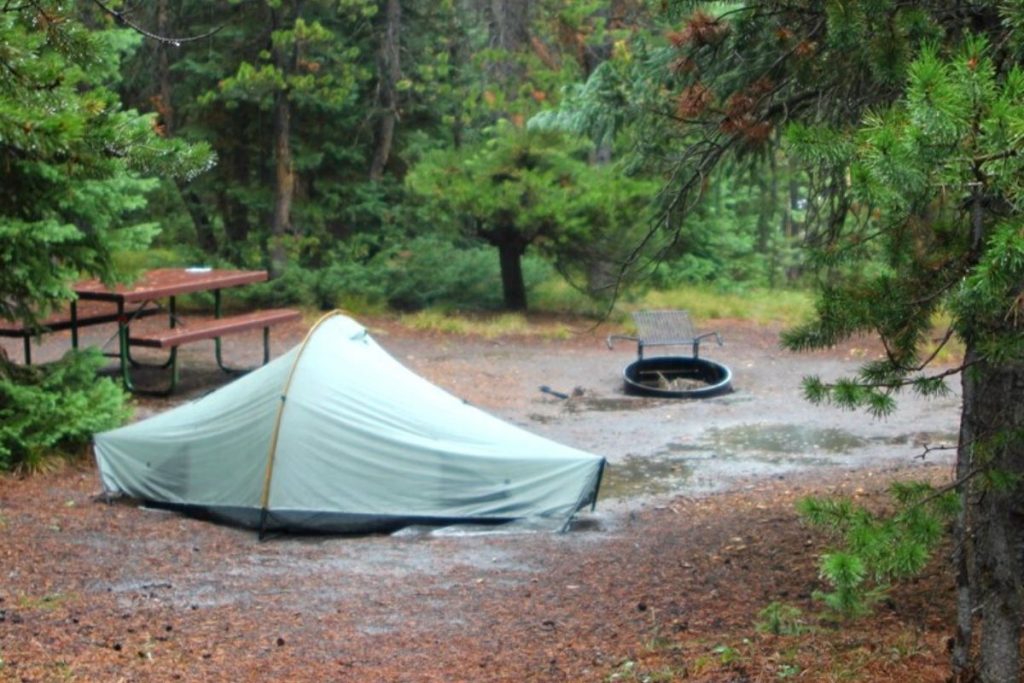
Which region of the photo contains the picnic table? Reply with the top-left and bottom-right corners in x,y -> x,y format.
1,268 -> 300,395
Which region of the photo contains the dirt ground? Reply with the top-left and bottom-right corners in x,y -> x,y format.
0,314 -> 963,682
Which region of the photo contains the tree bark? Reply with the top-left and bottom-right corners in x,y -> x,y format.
156,0 -> 218,254
369,0 -> 401,181
496,234 -> 528,310
270,91 -> 294,277
219,144 -> 252,250
486,0 -> 530,111
269,5 -> 298,278
951,346 -> 978,681
963,355 -> 1024,682
156,0 -> 174,135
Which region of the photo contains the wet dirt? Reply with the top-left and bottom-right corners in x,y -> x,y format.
0,315 -> 964,681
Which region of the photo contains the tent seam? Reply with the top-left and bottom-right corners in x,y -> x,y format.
257,310 -> 346,532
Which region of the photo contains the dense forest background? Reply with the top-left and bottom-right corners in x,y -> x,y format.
107,0 -> 805,312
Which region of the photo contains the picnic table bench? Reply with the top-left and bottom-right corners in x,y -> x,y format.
79,268 -> 301,395
0,300 -> 162,364
2,269 -> 301,395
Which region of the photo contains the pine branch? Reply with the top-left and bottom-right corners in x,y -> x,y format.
89,0 -> 228,45
903,466 -> 981,513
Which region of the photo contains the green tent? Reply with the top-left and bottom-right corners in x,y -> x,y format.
94,312 -> 605,534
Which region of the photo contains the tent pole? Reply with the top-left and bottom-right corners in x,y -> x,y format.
257,310 -> 346,528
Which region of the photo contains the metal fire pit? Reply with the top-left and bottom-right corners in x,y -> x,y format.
608,310 -> 733,399
623,356 -> 733,398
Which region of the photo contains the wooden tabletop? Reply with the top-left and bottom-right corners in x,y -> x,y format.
74,268 -> 268,303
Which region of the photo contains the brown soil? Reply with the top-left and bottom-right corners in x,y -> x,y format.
0,315 -> 962,682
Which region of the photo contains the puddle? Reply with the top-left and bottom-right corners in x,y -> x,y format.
703,423 -> 868,454
567,396 -> 655,412
598,455 -> 692,500
599,423 -> 902,502
562,393 -> 743,413
594,423 -> 962,503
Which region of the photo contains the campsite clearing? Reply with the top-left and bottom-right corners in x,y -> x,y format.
0,316 -> 959,681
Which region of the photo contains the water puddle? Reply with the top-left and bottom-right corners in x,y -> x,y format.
704,423 -> 868,454
599,423 -> 927,502
562,393 -> 744,413
598,455 -> 692,500
567,396 -> 655,412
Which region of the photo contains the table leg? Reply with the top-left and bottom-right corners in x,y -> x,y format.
214,289 -> 226,369
118,312 -> 135,393
213,289 -> 252,373
70,300 -> 79,350
126,297 -> 175,369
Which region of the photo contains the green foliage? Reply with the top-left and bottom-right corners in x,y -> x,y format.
373,237 -> 552,312
407,122 -> 658,307
798,482 -> 957,618
0,351 -> 131,472
756,602 -> 808,636
0,4 -> 211,330
0,4 -> 208,473
238,235 -> 554,313
781,35 -> 1024,416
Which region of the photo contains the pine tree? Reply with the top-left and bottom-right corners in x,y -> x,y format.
406,123 -> 656,309
639,3 -> 1024,679
0,2 -> 209,329
0,2 -> 210,470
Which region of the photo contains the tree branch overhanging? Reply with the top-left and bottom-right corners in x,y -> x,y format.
89,0 -> 228,44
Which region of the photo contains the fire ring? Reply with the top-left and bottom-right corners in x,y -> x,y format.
623,356 -> 733,399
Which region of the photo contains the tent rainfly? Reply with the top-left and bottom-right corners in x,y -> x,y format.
94,312 -> 605,534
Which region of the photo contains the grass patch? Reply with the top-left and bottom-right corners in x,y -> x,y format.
399,310 -> 572,340
530,279 -> 612,317
630,286 -> 813,327
17,592 -> 70,612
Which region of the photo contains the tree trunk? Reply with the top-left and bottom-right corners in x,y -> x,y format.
269,6 -> 297,278
156,0 -> 218,254
180,187 -> 218,254
496,235 -> 528,310
963,354 -> 1024,683
219,144 -> 252,249
486,0 -> 530,112
449,12 -> 466,148
369,0 -> 401,181
951,345 -> 978,681
156,0 -> 174,135
270,88 -> 294,277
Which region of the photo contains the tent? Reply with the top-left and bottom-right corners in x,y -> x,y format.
94,312 -> 605,534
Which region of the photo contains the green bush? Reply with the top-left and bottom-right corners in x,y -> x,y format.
242,237 -> 556,313
374,236 -> 555,311
0,350 -> 131,472
798,481 -> 958,618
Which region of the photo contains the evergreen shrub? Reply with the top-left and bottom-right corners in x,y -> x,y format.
0,350 -> 130,472
302,237 -> 553,312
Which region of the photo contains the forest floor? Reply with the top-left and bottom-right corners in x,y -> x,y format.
0,313 -> 963,682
